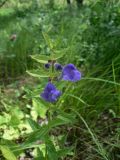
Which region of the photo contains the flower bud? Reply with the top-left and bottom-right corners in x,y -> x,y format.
44,63 -> 50,69
54,63 -> 63,71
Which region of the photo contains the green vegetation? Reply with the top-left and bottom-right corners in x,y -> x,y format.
0,0 -> 120,159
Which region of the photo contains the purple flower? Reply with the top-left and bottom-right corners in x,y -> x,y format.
41,83 -> 61,102
62,64 -> 81,82
54,63 -> 63,71
44,63 -> 50,69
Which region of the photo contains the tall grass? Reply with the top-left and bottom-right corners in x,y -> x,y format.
0,0 -> 45,83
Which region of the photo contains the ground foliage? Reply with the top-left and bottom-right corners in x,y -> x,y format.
0,0 -> 120,159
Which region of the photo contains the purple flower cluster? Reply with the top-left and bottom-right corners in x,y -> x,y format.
41,83 -> 61,103
41,63 -> 81,103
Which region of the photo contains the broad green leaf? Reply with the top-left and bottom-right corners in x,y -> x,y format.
9,114 -> 20,126
0,115 -> 10,125
10,107 -> 24,119
9,107 -> 24,126
32,98 -> 47,118
0,145 -> 17,160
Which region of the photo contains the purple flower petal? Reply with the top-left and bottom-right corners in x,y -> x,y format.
40,83 -> 61,102
62,64 -> 81,82
44,83 -> 56,92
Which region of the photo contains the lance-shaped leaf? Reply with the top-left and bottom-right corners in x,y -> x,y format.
30,55 -> 50,64
31,52 -> 65,64
26,69 -> 49,78
42,32 -> 53,49
0,145 -> 17,160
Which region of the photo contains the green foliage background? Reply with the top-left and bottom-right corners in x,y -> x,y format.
0,0 -> 120,160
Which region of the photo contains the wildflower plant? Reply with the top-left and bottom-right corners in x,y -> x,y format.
28,33 -> 81,103
26,33 -> 82,159
41,63 -> 81,102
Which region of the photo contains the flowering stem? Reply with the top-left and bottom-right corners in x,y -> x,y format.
51,60 -> 55,81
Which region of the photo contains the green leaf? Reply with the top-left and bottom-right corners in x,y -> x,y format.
31,55 -> 49,64
49,112 -> 76,127
31,50 -> 65,64
9,107 -> 24,126
42,32 -> 53,49
32,98 -> 47,118
49,118 -> 71,128
0,145 -> 17,160
0,115 -> 10,125
9,114 -> 20,126
27,118 -> 40,130
26,69 -> 49,78
35,148 -> 45,160
46,139 -> 58,160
